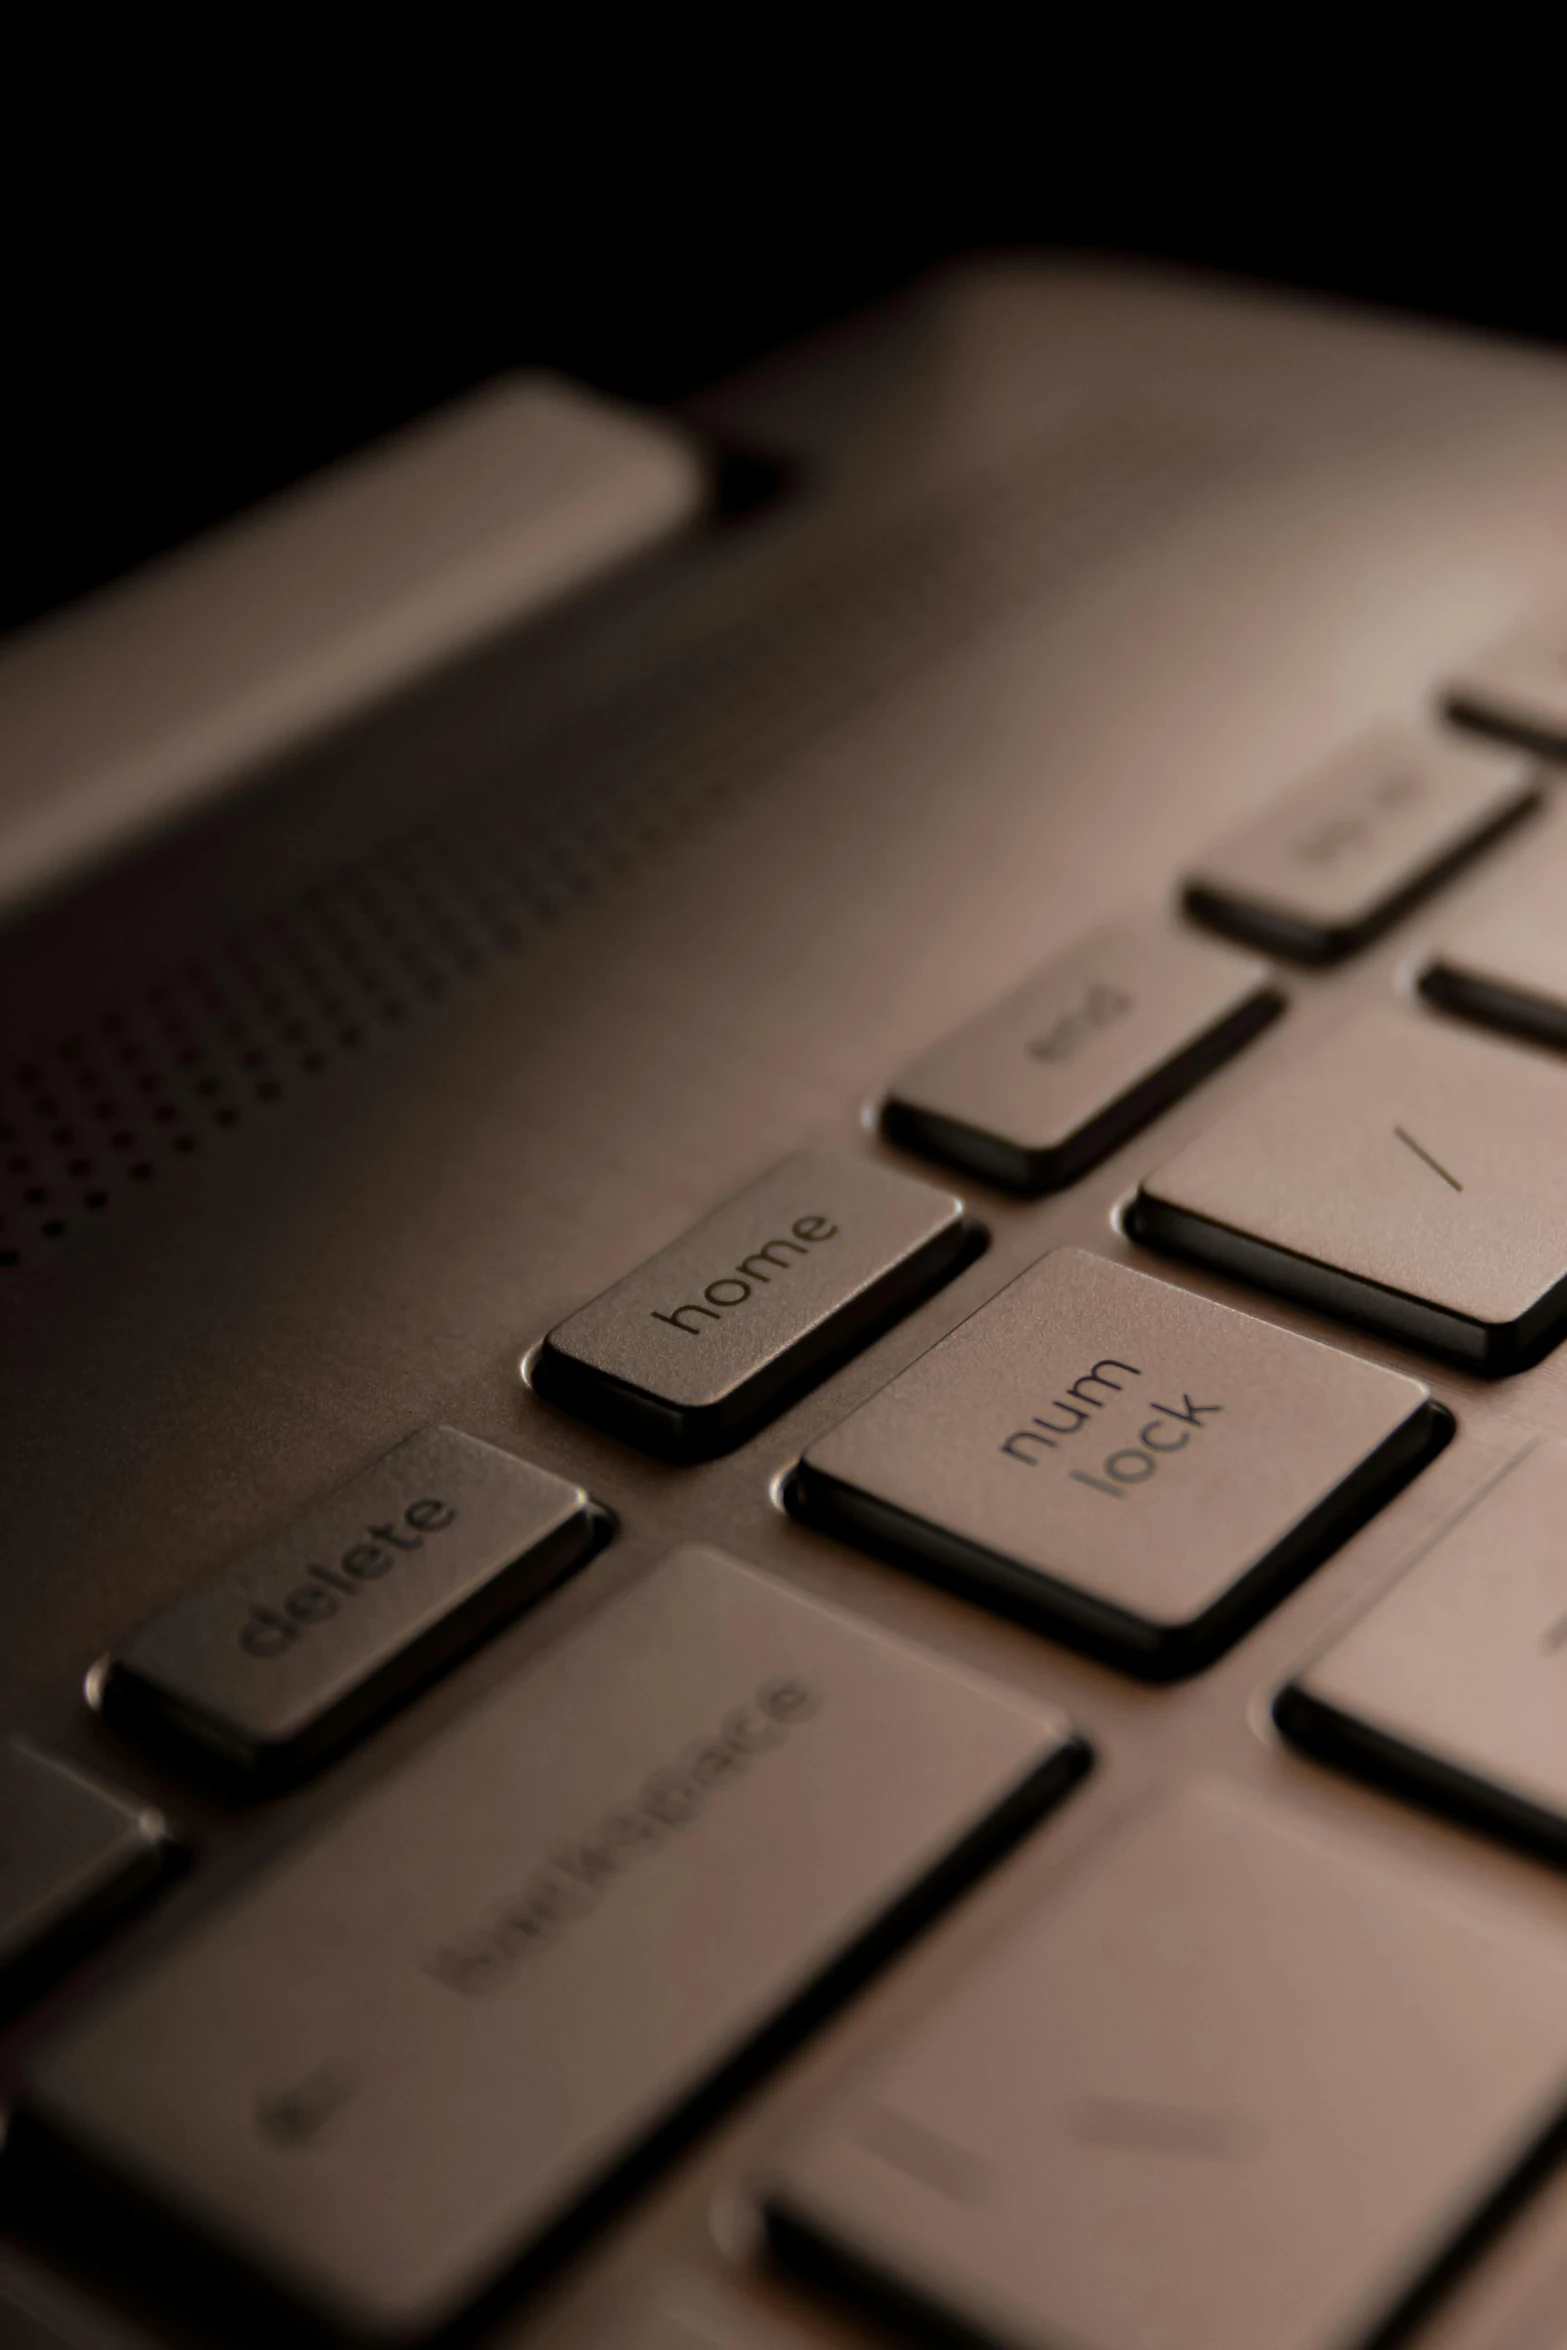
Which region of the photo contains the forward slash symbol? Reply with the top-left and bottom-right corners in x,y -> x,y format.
1393,1126 -> 1463,1192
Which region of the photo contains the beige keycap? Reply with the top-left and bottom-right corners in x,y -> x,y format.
536,1150 -> 972,1458
881,921 -> 1280,1194
1280,1437 -> 1567,1854
1422,837 -> 1567,1051
1445,612 -> 1567,759
106,1426 -> 605,1781
1183,724 -> 1537,963
762,1778 -> 1567,2350
794,1248 -> 1436,1675
0,1744 -> 174,2000
1133,1008 -> 1567,1371
17,1548 -> 1084,2344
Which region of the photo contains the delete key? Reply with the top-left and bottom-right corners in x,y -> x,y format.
793,1249 -> 1444,1675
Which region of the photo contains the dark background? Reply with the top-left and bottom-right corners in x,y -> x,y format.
4,68 -> 1560,643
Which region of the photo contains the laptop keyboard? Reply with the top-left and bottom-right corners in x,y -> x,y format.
18,1551 -> 1086,2343
6,589 -> 1567,2344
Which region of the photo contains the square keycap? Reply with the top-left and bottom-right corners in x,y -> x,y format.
794,1249 -> 1438,1674
1133,1008 -> 1567,1372
764,1778 -> 1567,2350
1280,1437 -> 1567,1856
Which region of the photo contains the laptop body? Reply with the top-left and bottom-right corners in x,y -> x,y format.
4,256 -> 1567,2349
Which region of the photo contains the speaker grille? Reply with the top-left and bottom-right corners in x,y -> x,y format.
0,408 -> 1236,1270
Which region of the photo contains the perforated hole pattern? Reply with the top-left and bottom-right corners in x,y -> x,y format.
0,410 -> 1234,1268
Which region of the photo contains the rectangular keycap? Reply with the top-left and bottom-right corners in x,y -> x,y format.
103,1426 -> 604,1782
762,1778 -> 1567,2350
1445,611 -> 1567,758
880,922 -> 1281,1194
17,1548 -> 1086,2344
1183,724 -> 1537,963
1278,1438 -> 1567,1856
1421,838 -> 1567,1050
0,1744 -> 174,2002
534,1150 -> 972,1459
1132,1008 -> 1567,1372
792,1248 -> 1437,1676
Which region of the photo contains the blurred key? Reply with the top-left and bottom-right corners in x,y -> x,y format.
793,1248 -> 1438,1676
605,2285 -> 828,2350
1184,724 -> 1537,963
17,1547 -> 1085,2344
1133,1008 -> 1567,1372
881,922 -> 1280,1194
1279,1438 -> 1567,1855
1421,840 -> 1567,1050
763,1778 -> 1567,2350
1446,614 -> 1567,759
0,1743 -> 174,2003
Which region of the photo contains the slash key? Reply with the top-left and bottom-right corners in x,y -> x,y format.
1132,1007 -> 1567,1372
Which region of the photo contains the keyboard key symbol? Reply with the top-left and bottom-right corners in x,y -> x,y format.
1134,1008 -> 1567,1372
1392,1126 -> 1463,1191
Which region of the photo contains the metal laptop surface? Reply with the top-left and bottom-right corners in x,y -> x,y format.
6,258 -> 1567,2350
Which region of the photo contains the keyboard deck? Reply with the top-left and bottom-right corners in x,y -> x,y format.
8,260 -> 1567,2349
